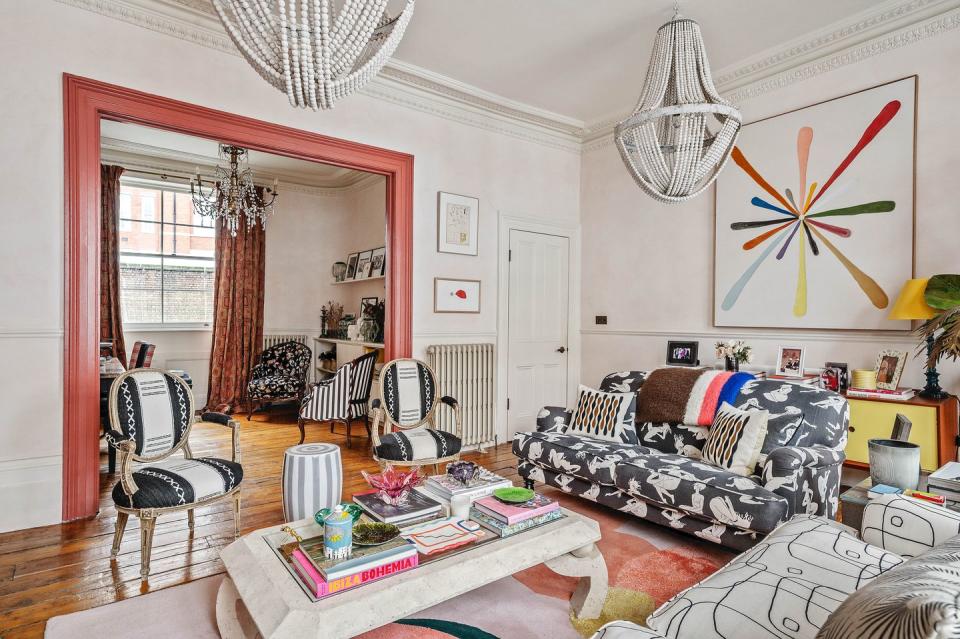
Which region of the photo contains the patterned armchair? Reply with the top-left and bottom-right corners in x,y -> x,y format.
370,358 -> 462,470
105,369 -> 243,580
246,341 -> 312,419
298,350 -> 378,447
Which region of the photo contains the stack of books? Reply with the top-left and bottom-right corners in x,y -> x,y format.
353,490 -> 443,527
469,493 -> 563,537
768,373 -> 821,387
928,461 -> 960,504
419,468 -> 513,504
846,387 -> 916,401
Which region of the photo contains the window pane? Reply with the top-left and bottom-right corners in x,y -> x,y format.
162,224 -> 216,258
140,194 -> 156,232
119,193 -> 132,232
162,259 -> 215,323
119,256 -> 162,324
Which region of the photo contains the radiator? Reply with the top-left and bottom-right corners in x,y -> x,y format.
427,343 -> 496,450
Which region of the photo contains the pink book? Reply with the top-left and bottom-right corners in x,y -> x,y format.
473,494 -> 559,525
290,549 -> 418,599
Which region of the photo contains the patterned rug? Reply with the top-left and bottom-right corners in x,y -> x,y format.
45,490 -> 733,639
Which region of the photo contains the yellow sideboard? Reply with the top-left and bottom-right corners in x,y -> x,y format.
845,393 -> 958,471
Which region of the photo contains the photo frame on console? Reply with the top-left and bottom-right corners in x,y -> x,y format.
666,340 -> 699,367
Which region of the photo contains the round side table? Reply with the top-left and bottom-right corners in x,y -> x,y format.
281,443 -> 343,522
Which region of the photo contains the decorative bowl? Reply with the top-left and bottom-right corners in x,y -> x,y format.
315,503 -> 363,526
361,466 -> 424,506
352,522 -> 401,546
493,487 -> 535,504
446,461 -> 479,485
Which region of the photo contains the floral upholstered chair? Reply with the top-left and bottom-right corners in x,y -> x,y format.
246,341 -> 312,419
298,350 -> 379,447
370,358 -> 462,470
105,369 -> 243,580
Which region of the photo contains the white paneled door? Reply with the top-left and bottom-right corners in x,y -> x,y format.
507,230 -> 570,439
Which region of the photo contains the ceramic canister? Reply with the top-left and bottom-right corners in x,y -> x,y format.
322,507 -> 353,560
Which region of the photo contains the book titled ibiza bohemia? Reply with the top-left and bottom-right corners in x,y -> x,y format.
290,548 -> 418,599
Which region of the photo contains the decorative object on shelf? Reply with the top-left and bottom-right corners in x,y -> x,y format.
868,439 -> 921,490
666,340 -> 699,366
326,301 -> 344,338
434,277 -> 481,313
371,299 -> 385,343
355,249 -> 373,280
315,502 -> 363,525
914,274 -> 960,399
447,461 -> 479,485
212,0 -> 415,110
775,345 -> 805,378
346,252 -> 359,279
715,340 -> 751,372
362,466 -> 424,507
715,76 -> 916,330
351,522 -> 400,546
875,349 -> 907,390
190,145 -> 278,237
824,361 -> 849,391
331,261 -> 348,282
437,192 -> 479,255
320,506 -> 354,560
370,246 -> 387,277
852,368 -> 878,390
359,296 -> 379,343
319,305 -> 329,337
492,487 -> 535,504
614,6 -> 740,203
820,367 -> 841,392
343,314 -> 357,341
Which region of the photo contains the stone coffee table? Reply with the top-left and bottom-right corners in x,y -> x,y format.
216,508 -> 607,638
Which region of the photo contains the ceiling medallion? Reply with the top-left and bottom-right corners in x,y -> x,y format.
191,145 -> 278,237
213,0 -> 415,110
615,7 -> 741,203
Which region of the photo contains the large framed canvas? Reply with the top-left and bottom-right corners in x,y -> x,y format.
714,76 -> 916,330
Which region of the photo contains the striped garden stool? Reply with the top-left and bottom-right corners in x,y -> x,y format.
281,443 -> 343,522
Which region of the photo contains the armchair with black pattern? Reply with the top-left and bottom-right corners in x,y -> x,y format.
246,340 -> 312,420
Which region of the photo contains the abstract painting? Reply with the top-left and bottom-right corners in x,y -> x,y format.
434,278 -> 481,313
715,77 -> 915,330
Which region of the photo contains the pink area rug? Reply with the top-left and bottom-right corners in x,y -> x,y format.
46,491 -> 734,638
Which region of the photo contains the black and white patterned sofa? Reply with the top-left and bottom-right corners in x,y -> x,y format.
514,371 -> 848,551
592,494 -> 960,639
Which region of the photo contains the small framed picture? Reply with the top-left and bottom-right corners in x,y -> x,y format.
875,349 -> 907,390
666,340 -> 699,367
434,278 -> 481,313
776,346 -> 805,377
354,249 -> 373,280
360,296 -> 378,316
345,252 -> 359,279
437,192 -> 479,256
824,361 -> 849,391
370,246 -> 386,277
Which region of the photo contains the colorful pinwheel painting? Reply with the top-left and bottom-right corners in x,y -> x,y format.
714,78 -> 915,330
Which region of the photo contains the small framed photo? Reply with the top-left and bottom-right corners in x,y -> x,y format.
875,349 -> 907,390
345,252 -> 359,279
776,346 -> 805,377
666,340 -> 699,367
434,278 -> 481,313
824,361 -> 849,391
354,249 -> 373,280
437,192 -> 479,256
370,246 -> 386,277
360,296 -> 379,316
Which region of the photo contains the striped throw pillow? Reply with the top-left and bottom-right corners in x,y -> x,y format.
702,402 -> 768,476
566,385 -> 637,444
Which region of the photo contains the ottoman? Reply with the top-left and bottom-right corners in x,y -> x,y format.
281,443 -> 343,522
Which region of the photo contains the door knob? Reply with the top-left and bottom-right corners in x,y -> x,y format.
556,346 -> 567,353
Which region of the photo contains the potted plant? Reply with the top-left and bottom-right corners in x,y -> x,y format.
916,274 -> 960,398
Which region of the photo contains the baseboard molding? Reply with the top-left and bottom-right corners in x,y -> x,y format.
0,455 -> 63,533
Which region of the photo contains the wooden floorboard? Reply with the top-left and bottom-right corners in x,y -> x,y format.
0,409 -> 521,638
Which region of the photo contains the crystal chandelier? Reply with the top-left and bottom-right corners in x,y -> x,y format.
615,9 -> 741,203
212,0 -> 415,110
191,145 -> 279,237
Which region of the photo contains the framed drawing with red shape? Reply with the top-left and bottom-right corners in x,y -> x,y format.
434,278 -> 480,313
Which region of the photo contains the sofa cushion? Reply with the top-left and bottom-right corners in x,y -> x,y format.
734,379 -> 847,454
816,532 -> 960,639
701,402 -> 768,477
512,430 -> 653,486
567,385 -> 638,444
614,453 -> 790,534
111,457 -> 243,509
646,515 -> 903,639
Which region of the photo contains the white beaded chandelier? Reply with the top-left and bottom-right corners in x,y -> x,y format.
212,0 -> 415,110
615,11 -> 741,203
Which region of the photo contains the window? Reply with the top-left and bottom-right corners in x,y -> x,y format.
118,181 -> 216,327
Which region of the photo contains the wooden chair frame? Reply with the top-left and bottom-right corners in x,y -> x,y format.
107,369 -> 242,580
370,358 -> 462,470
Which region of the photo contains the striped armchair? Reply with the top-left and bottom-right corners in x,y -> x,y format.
298,350 -> 378,446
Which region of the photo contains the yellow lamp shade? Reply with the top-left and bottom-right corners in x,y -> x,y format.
888,278 -> 937,320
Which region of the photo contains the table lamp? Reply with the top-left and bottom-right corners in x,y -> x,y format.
888,278 -> 947,399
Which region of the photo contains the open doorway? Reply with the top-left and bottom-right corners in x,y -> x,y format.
65,75 -> 413,521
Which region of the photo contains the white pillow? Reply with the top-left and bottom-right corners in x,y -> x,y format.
702,401 -> 768,476
566,384 -> 637,444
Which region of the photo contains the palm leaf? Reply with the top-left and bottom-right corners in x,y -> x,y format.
924,274 -> 960,310
917,308 -> 960,369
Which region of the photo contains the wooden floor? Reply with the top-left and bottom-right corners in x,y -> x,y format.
0,408 -> 522,638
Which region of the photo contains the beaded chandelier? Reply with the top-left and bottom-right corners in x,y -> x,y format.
615,12 -> 741,203
191,146 -> 278,237
212,0 -> 415,110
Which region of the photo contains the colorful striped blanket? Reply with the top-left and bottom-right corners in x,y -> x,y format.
637,368 -> 754,426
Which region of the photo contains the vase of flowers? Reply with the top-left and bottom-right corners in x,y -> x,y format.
715,340 -> 752,372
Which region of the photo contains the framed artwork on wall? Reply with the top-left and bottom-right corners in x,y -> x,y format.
437,192 -> 479,256
776,345 -> 805,378
354,249 -> 373,280
346,252 -> 359,279
714,76 -> 916,330
666,340 -> 699,366
875,349 -> 907,390
370,246 -> 386,277
434,278 -> 480,313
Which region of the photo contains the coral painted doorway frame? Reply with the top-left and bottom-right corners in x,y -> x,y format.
63,75 -> 413,521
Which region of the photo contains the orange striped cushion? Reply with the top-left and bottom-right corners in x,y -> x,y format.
702,402 -> 768,476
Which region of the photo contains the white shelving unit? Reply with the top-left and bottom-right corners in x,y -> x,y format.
313,336 -> 385,381
330,275 -> 385,286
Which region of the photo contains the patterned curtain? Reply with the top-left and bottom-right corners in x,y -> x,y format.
205,190 -> 267,412
99,164 -> 126,362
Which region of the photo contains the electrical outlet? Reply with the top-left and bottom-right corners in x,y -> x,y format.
595,315 -> 607,325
